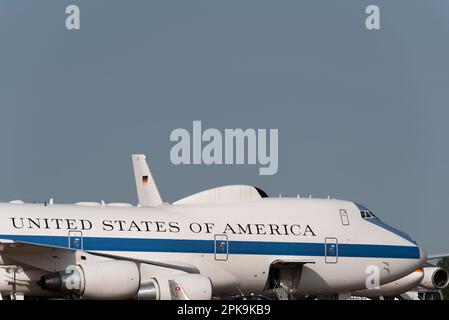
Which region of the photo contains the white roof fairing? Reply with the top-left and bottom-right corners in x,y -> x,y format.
173,185 -> 267,205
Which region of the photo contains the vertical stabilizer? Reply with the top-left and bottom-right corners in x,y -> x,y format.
131,154 -> 163,207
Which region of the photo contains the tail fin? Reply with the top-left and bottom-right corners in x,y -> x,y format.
131,154 -> 163,207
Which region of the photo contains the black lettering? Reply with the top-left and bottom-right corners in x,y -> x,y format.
80,219 -> 92,231
66,219 -> 77,230
168,222 -> 180,233
303,225 -> 316,236
237,224 -> 253,235
141,221 -> 153,232
128,221 -> 142,232
10,217 -> 24,229
204,222 -> 214,233
102,220 -> 114,231
223,223 -> 236,234
51,219 -> 63,229
254,224 -> 266,235
189,222 -> 202,233
42,218 -> 50,229
290,224 -> 301,236
154,221 -> 166,232
114,220 -> 126,231
27,218 -> 41,229
269,224 -> 281,235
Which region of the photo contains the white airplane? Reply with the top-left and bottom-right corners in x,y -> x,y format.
0,154 -> 427,300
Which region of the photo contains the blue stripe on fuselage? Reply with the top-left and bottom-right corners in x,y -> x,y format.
0,234 -> 420,259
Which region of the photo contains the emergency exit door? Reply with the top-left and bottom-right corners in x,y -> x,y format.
214,234 -> 228,261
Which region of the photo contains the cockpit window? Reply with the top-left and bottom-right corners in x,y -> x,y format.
360,210 -> 376,219
355,202 -> 379,220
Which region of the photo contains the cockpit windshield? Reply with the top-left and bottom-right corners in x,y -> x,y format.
354,202 -> 378,219
360,210 -> 376,219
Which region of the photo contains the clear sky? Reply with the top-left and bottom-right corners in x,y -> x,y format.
0,1 -> 448,253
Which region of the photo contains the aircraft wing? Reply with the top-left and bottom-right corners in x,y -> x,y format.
427,253 -> 449,260
0,238 -> 81,271
0,238 -> 199,273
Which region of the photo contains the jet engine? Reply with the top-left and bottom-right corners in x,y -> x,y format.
354,266 -> 449,298
420,267 -> 449,290
38,260 -> 140,300
38,260 -> 212,300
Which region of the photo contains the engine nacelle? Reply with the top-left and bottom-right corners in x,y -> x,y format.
420,267 -> 449,290
137,274 -> 212,300
38,260 -> 140,300
354,266 -> 449,298
39,261 -> 212,300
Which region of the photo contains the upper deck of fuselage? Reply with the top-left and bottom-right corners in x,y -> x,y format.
0,197 -> 358,215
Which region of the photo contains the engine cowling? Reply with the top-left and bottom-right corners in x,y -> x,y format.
38,260 -> 140,300
354,266 -> 449,298
420,267 -> 449,290
137,274 -> 212,300
38,261 -> 212,300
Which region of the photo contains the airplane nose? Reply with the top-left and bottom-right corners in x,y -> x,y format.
418,246 -> 427,267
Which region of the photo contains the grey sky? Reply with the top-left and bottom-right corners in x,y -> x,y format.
0,1 -> 448,253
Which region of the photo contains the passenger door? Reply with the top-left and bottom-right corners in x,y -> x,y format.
214,234 -> 228,261
68,230 -> 83,250
325,237 -> 338,263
